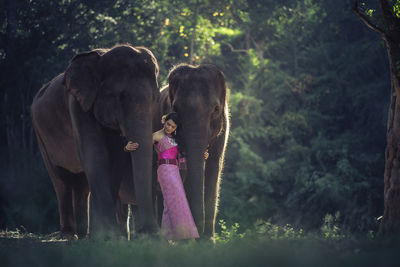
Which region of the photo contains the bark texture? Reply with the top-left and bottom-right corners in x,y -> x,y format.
381,37 -> 400,234
354,0 -> 400,235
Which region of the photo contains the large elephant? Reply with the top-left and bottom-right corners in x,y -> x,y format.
31,44 -> 159,238
155,63 -> 230,240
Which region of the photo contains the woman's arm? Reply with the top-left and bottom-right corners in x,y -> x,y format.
152,129 -> 164,144
124,129 -> 165,152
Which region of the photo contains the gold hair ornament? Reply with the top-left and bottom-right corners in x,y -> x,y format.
161,114 -> 167,124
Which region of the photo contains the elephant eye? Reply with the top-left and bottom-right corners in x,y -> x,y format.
214,105 -> 220,114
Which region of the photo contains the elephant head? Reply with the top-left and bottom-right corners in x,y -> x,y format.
167,63 -> 228,233
63,44 -> 159,233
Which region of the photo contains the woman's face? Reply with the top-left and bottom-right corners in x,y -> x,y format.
164,119 -> 178,135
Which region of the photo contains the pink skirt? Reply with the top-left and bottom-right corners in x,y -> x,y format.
157,164 -> 199,240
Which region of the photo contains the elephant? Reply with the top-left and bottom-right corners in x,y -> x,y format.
155,63 -> 230,240
31,44 -> 159,239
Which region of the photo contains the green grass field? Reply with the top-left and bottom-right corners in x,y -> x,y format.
1,224 -> 400,267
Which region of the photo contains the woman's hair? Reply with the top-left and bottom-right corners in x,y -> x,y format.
165,112 -> 181,127
164,112 -> 185,156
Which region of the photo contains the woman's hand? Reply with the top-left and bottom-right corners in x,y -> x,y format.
204,149 -> 209,160
124,141 -> 139,152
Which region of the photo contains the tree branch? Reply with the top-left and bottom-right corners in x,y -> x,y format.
353,1 -> 389,41
221,42 -> 248,53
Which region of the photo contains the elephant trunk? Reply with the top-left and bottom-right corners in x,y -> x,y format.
183,124 -> 208,234
124,114 -> 157,233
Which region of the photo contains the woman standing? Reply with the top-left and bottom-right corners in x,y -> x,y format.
125,112 -> 206,240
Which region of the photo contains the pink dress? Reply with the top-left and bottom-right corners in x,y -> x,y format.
155,135 -> 199,240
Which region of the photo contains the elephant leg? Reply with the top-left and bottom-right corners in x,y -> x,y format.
115,199 -> 130,238
204,139 -> 225,239
204,167 -> 219,239
71,173 -> 90,238
152,152 -> 163,226
52,167 -> 76,237
156,191 -> 164,226
69,98 -> 117,237
107,134 -> 131,239
131,205 -> 139,234
84,160 -> 116,237
34,130 -> 75,238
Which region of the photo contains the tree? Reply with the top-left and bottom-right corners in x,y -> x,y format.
216,0 -> 387,231
354,0 -> 400,235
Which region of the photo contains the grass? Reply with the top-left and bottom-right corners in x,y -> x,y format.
1,221 -> 400,267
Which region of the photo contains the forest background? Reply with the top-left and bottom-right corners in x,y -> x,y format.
0,0 -> 390,236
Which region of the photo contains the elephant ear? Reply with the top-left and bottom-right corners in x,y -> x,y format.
63,51 -> 102,112
211,67 -> 228,138
204,64 -> 226,110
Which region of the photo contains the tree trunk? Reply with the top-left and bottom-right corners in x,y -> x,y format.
380,38 -> 400,235
354,0 -> 400,235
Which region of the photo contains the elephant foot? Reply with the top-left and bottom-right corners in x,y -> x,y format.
76,232 -> 89,240
62,232 -> 79,241
76,225 -> 89,239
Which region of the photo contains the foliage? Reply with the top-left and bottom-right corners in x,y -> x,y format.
214,219 -> 245,243
320,212 -> 346,240
251,219 -> 304,240
394,0 -> 400,18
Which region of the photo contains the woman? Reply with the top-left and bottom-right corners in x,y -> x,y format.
125,112 -> 207,240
